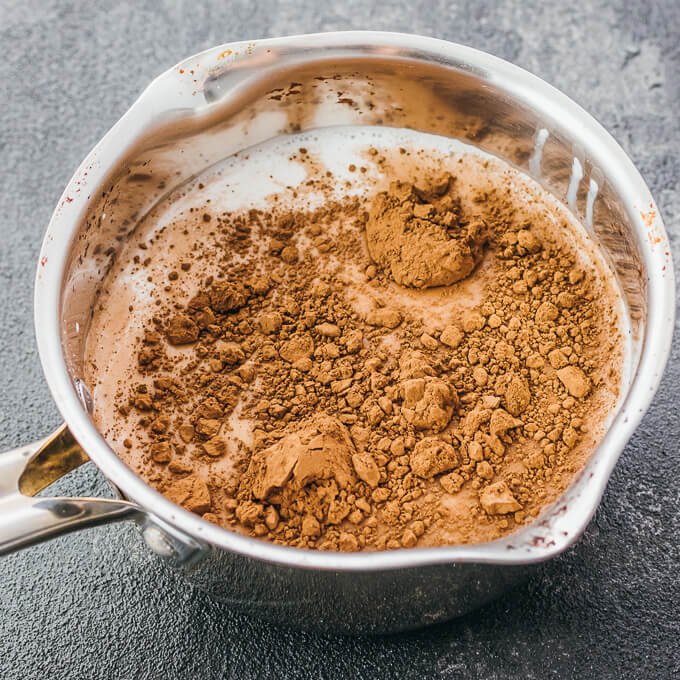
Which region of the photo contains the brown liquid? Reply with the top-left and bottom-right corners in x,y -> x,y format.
85,128 -> 626,550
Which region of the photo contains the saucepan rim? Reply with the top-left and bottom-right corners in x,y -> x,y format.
34,31 -> 675,572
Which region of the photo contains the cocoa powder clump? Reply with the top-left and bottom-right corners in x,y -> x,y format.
365,177 -> 487,288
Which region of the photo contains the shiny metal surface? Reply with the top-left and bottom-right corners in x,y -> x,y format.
0,426 -> 140,556
18,424 -> 88,497
0,32 -> 673,631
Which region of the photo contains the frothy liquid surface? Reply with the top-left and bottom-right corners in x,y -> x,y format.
85,126 -> 627,550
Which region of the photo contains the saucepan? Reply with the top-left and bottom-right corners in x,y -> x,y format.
0,32 -> 673,634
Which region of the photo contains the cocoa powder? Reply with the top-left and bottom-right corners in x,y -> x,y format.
365,177 -> 487,288
87,145 -> 624,552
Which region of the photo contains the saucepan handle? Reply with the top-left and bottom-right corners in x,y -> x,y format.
0,424 -> 142,556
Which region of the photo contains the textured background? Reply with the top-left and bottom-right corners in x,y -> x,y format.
1,1 -> 679,678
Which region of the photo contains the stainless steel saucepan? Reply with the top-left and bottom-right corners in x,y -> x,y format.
0,32 -> 674,633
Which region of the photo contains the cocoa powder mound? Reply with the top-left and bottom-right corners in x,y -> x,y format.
94,152 -> 624,552
366,176 -> 487,288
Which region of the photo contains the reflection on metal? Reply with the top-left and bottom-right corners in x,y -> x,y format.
141,516 -> 209,568
18,424 -> 89,496
585,178 -> 599,232
0,426 -> 141,556
567,156 -> 584,212
529,127 -> 549,177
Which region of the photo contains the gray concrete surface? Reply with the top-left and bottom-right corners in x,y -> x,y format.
1,0 -> 679,678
